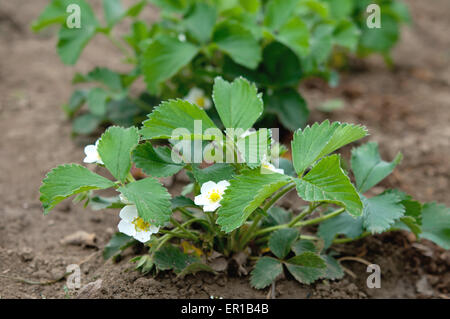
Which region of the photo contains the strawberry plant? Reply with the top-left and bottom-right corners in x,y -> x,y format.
39,77 -> 450,289
33,0 -> 410,134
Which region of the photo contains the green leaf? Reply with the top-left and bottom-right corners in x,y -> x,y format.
40,164 -> 115,214
184,2 -> 217,43
212,77 -> 263,132
32,0 -> 70,32
276,18 -> 309,58
333,20 -> 360,51
103,232 -> 133,260
141,36 -> 199,93
239,0 -> 261,13
285,263 -> 324,285
250,257 -> 283,289
305,23 -> 334,65
318,211 -> 364,248
87,87 -> 109,116
217,169 -> 292,232
292,120 -> 368,176
212,21 -> 261,69
264,0 -> 298,31
261,41 -> 303,86
154,245 -> 199,274
72,113 -> 102,135
351,142 -> 402,193
322,255 -> 344,280
278,158 -> 296,177
287,252 -> 326,268
264,88 -> 309,131
389,190 -> 423,237
192,164 -> 235,184
73,67 -> 123,91
390,1 -> 411,23
299,0 -> 329,18
149,0 -> 190,13
268,228 -> 299,259
132,143 -> 184,178
291,239 -> 316,255
134,255 -> 154,274
56,1 -> 100,64
125,1 -> 146,18
103,0 -> 125,27
118,178 -> 172,226
399,216 -> 422,238
140,99 -> 220,140
171,196 -> 196,210
420,203 -> 450,250
362,193 -> 405,234
360,10 -> 399,53
262,206 -> 293,227
322,0 -> 354,19
295,155 -> 363,217
89,196 -> 124,210
63,89 -> 87,117
97,126 -> 140,182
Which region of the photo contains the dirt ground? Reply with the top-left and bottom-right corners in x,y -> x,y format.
0,0 -> 449,299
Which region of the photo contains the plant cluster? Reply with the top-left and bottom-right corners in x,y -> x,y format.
33,0 -> 410,134
40,77 -> 450,289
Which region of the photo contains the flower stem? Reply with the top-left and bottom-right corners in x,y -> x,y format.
293,207 -> 345,228
251,207 -> 346,239
262,183 -> 295,211
170,217 -> 199,241
287,202 -> 320,227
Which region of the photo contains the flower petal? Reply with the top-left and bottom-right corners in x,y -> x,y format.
134,230 -> 152,243
204,202 -> 221,212
203,97 -> 212,110
118,220 -> 136,237
83,145 -> 97,163
148,225 -> 160,234
194,194 -> 209,206
200,181 -> 217,194
119,205 -> 138,222
217,180 -> 230,192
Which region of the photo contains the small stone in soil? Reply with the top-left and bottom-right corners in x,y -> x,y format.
19,247 -> 34,262
60,231 -> 96,247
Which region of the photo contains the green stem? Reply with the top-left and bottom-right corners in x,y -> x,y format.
252,207 -> 346,239
239,211 -> 264,250
151,218 -> 204,254
332,231 -> 370,244
263,183 -> 295,211
177,207 -> 196,220
288,203 -> 320,227
159,229 -> 197,240
125,172 -> 136,183
106,33 -> 134,61
237,183 -> 296,249
293,207 -> 345,228
170,217 -> 199,241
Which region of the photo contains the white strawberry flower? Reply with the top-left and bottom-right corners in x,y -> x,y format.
261,156 -> 284,174
185,88 -> 212,110
118,205 -> 159,243
194,180 -> 230,212
83,139 -> 103,165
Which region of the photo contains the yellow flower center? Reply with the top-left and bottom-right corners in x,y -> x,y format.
132,217 -> 150,232
208,190 -> 221,203
195,96 -> 205,108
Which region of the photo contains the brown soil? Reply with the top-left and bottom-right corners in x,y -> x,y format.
0,0 -> 449,299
